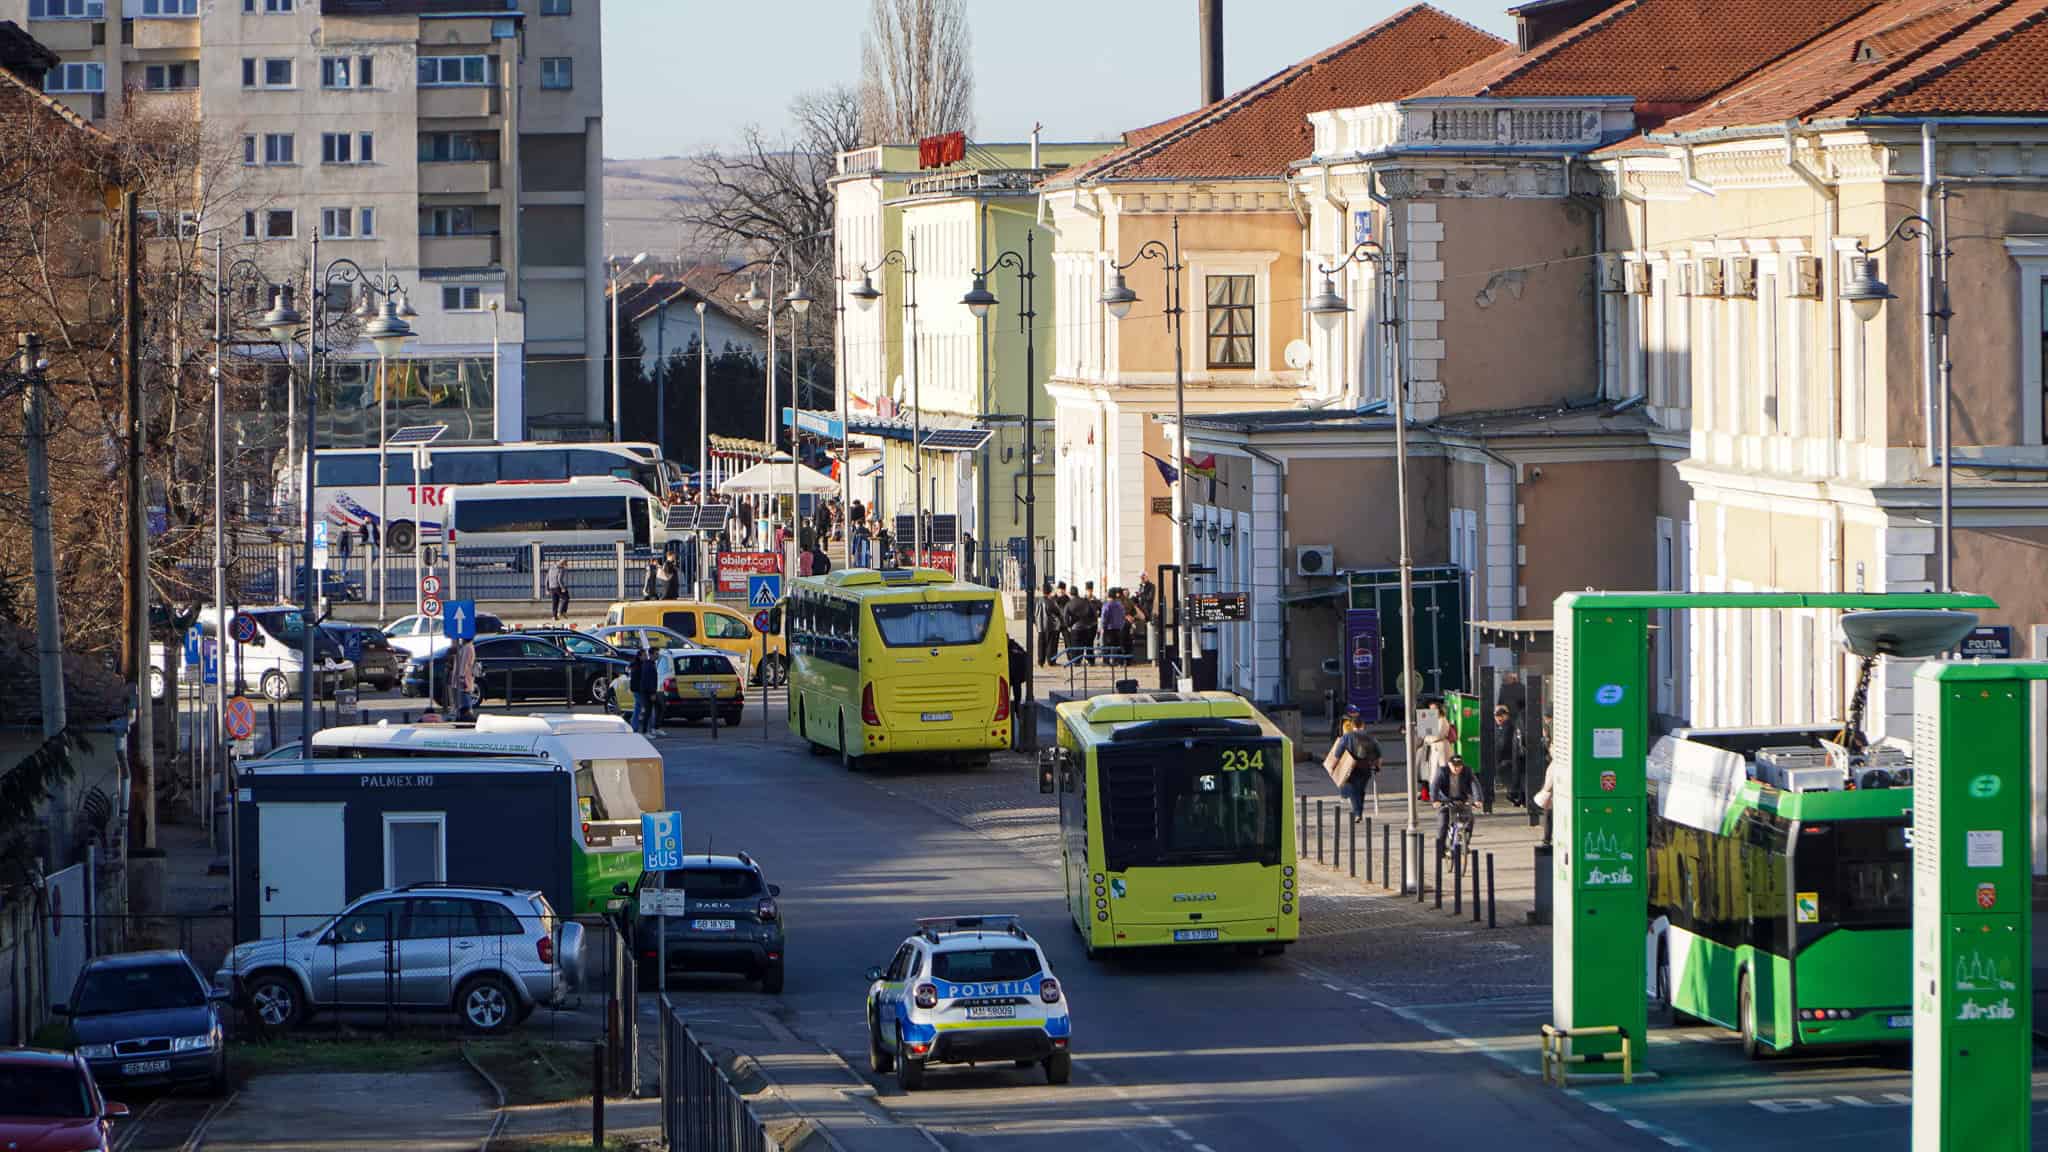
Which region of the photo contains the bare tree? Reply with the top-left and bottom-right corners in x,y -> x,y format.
859,0 -> 975,144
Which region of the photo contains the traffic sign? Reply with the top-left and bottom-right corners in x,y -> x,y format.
201,639 -> 219,687
641,810 -> 683,872
184,626 -> 202,665
312,521 -> 329,571
422,596 -> 443,618
754,610 -> 772,633
421,573 -> 443,597
748,574 -> 782,609
442,599 -> 476,640
223,696 -> 256,741
229,613 -> 259,645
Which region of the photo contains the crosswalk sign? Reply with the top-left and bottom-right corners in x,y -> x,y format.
748,574 -> 782,609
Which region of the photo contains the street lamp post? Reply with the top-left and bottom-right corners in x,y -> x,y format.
848,247 -> 922,563
1306,238 -> 1416,881
609,251 -> 646,441
1841,209 -> 1954,592
1100,216 -> 1192,688
962,230 -> 1038,720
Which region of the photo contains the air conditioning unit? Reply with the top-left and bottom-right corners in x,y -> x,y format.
1789,254 -> 1823,299
1695,257 -> 1726,298
1596,253 -> 1625,294
1725,256 -> 1758,299
1296,545 -> 1336,577
1624,261 -> 1651,296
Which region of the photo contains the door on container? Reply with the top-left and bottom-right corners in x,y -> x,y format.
258,802 -> 345,939
383,812 -> 446,889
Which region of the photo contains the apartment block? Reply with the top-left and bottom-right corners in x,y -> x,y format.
1,0 -> 606,445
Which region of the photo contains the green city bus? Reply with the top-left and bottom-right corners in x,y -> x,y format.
1040,693 -> 1298,957
1646,728 -> 1913,1056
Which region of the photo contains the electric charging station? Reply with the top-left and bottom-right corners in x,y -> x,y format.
1548,590 -> 1999,1073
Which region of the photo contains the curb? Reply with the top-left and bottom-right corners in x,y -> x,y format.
459,1042 -> 510,1152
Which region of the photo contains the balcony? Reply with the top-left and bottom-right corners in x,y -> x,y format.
904,168 -> 1045,197
420,233 -> 499,268
418,85 -> 499,120
419,159 -> 496,195
26,18 -> 98,52
133,17 -> 199,51
128,88 -> 199,120
1309,97 -> 1635,159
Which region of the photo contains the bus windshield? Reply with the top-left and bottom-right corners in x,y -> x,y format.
872,600 -> 994,648
1793,819 -> 1911,932
575,757 -> 663,825
1097,740 -> 1282,871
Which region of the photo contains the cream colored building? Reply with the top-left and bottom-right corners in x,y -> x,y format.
5,0 -> 607,442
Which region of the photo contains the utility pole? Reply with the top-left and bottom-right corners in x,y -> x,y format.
23,333 -> 68,869
121,189 -> 161,902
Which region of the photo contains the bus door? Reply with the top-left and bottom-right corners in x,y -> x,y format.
630,497 -> 651,548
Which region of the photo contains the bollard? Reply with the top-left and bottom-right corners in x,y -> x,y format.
1330,803 -> 1340,869
1471,849 -> 1482,924
1486,852 -> 1497,929
1316,801 -> 1325,864
266,701 -> 278,748
1414,833 -> 1426,901
1298,794 -> 1307,846
1433,837 -> 1444,909
1381,823 -> 1390,889
1348,817 -> 1357,879
1363,817 -> 1373,883
591,1040 -> 605,1147
1398,835 -> 1408,898
1453,850 -> 1464,915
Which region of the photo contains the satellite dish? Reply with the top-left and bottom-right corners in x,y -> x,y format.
1839,610 -> 1979,659
1284,339 -> 1312,370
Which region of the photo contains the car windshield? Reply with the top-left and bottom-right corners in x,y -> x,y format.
931,947 -> 1040,983
575,758 -> 663,822
0,1066 -> 94,1118
72,962 -> 207,1015
1097,740 -> 1284,871
668,867 -> 762,897
871,600 -> 994,648
260,611 -> 345,660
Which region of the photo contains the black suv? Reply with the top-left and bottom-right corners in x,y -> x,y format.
621,854 -> 784,994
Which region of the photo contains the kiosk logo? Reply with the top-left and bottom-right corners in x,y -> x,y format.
1957,997 -> 2017,1022
1585,866 -> 1634,886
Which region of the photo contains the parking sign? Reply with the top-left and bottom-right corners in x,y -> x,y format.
201,638 -> 219,686
641,810 -> 683,872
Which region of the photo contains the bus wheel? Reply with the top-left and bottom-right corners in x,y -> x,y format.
387,520 -> 416,552
840,714 -> 862,773
1738,970 -> 1766,1060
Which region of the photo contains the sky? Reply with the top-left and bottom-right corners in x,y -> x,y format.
601,0 -> 1517,159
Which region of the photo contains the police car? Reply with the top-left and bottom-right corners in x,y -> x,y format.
863,915 -> 1072,1091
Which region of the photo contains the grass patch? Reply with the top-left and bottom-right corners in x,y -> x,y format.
463,1039 -> 597,1106
229,1032 -> 460,1076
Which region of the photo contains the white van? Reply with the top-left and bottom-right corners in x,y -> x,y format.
151,605 -> 355,703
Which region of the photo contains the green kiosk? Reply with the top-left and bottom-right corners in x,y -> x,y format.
1549,591 -> 2032,1149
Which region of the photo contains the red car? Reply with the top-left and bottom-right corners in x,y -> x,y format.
0,1048 -> 128,1152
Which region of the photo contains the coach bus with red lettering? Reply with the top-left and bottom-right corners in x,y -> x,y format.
305,441 -> 682,550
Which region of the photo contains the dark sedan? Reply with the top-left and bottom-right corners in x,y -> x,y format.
322,622 -> 404,691
56,950 -> 227,1094
403,633 -> 626,707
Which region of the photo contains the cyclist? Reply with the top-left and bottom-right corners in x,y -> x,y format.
1432,753 -> 1479,852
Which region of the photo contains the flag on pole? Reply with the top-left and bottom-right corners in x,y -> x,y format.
1143,451 -> 1179,485
1182,452 -> 1218,479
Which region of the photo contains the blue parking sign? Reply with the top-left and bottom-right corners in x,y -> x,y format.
201,639 -> 219,686
748,574 -> 781,610
642,810 -> 683,872
184,626 -> 202,665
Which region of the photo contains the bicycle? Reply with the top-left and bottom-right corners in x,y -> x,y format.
1442,798 -> 1477,858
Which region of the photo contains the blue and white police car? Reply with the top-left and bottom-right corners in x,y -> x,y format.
863,915 -> 1072,1091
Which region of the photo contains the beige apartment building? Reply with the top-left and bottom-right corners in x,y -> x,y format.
5,0 -> 606,444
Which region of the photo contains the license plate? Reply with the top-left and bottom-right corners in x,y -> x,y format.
1173,928 -> 1220,942
966,1006 -> 1015,1019
1887,1015 -> 1912,1029
122,1059 -> 170,1075
691,918 -> 736,932
921,711 -> 952,722
693,681 -> 720,696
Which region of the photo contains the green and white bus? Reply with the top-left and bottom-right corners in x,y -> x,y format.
1646,727 -> 1913,1056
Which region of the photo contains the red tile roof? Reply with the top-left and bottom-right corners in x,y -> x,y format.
1046,5 -> 1504,187
1411,0 -> 1879,128
1656,0 -> 2048,131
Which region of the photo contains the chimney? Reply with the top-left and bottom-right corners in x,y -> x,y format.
1200,0 -> 1223,106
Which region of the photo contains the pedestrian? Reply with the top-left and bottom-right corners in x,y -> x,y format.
1488,704 -> 1516,812
1432,753 -> 1479,845
850,499 -> 866,532
1099,587 -> 1127,665
1037,580 -> 1062,665
962,531 -> 977,579
544,557 -> 571,620
338,523 -> 354,562
1420,700 -> 1455,803
1129,575 -> 1154,660
628,649 -> 658,735
660,555 -> 681,599
876,527 -> 895,568
1007,635 -> 1029,721
450,635 -> 479,720
1323,705 -> 1382,823
1065,582 -> 1098,664
642,556 -> 660,601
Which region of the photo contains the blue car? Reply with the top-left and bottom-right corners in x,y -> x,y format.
57,950 -> 228,1095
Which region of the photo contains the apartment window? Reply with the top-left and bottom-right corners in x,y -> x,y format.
264,133 -> 294,164
359,207 -> 377,238
29,0 -> 103,17
319,132 -> 371,164
443,286 -> 482,312
418,55 -> 488,86
46,62 -> 103,93
245,57 -> 293,88
243,0 -> 294,11
241,134 -> 255,164
1205,274 -> 1255,369
540,57 -> 572,90
426,206 -> 476,236
321,207 -> 353,239
540,0 -> 570,12
320,56 -> 350,88
245,208 -> 295,240
420,133 -> 484,162
142,62 -> 196,90
141,0 -> 197,14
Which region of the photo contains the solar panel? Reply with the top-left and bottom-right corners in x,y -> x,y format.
386,424 -> 448,447
667,505 -> 732,532
919,427 -> 993,452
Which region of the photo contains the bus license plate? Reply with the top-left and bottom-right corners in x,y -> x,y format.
1173,928 -> 1220,942
691,919 -> 736,932
1886,1015 -> 1912,1029
920,711 -> 952,722
966,1006 -> 1015,1020
122,1059 -> 170,1075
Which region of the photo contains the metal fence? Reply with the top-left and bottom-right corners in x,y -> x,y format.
661,1005 -> 771,1152
174,541 -> 709,609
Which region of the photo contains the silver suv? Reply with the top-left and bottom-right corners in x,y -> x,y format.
215,883 -> 583,1035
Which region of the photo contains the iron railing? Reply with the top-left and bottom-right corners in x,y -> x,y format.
661,1006 -> 771,1152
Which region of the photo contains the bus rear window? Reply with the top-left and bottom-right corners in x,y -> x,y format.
575,757 -> 663,822
931,947 -> 1040,983
1794,820 -> 1911,930
872,601 -> 994,647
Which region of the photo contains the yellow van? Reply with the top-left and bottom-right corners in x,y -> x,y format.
603,599 -> 788,686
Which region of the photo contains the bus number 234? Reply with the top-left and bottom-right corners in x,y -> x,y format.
1219,748 -> 1264,771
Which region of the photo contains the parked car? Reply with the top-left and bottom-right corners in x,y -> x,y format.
382,611 -> 505,660
610,647 -> 744,726
590,625 -> 746,677
602,600 -> 785,685
56,950 -> 227,1095
620,854 -> 783,993
216,883 -> 582,1035
522,627 -> 626,661
151,605 -> 355,703
322,622 -> 404,691
402,634 -> 626,707
0,1048 -> 128,1151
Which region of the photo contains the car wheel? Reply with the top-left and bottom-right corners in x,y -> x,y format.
587,675 -> 610,708
260,670 -> 291,702
895,1041 -> 925,1092
760,964 -> 785,995
840,713 -> 862,773
868,1011 -> 895,1074
246,971 -> 304,1031
1045,1051 -> 1072,1085
723,707 -> 743,727
761,655 -> 788,687
458,974 -> 517,1035
149,667 -> 166,701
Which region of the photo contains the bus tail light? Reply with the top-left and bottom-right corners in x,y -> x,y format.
1040,977 -> 1061,1004
994,677 -> 1011,722
757,898 -> 779,922
862,683 -> 881,727
913,983 -> 938,1009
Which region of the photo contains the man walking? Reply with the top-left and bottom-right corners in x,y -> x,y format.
450,636 -> 479,721
1488,704 -> 1516,812
1066,582 -> 1098,664
544,557 -> 571,620
1326,705 -> 1381,823
628,650 -> 658,736
1099,588 -> 1128,665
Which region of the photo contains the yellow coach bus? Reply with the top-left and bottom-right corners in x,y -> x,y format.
1041,692 -> 1298,959
787,568 -> 1012,768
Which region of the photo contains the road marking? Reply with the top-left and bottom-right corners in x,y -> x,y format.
1626,1119 -> 1654,1131
1662,1138 -> 1690,1147
1170,1130 -> 1194,1143
1346,991 -> 1367,1000
1588,1101 -> 1618,1113
1194,1146 -> 1217,1152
